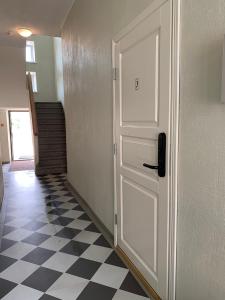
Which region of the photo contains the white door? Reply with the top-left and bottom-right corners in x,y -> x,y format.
114,1 -> 171,298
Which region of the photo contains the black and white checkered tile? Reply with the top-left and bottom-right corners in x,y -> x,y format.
0,171 -> 150,300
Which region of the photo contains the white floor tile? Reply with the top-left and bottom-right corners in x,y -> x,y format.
55,196 -> 74,202
1,242 -> 35,259
67,219 -> 91,230
37,214 -> 58,223
46,273 -> 88,300
2,285 -> 43,300
40,236 -> 69,251
58,203 -> 78,210
74,231 -> 101,244
62,210 -> 83,219
0,261 -> 39,283
42,252 -> 78,272
113,290 -> 150,300
51,191 -> 68,196
81,245 -> 113,263
37,224 -> 63,235
4,229 -> 32,241
6,218 -> 30,228
91,264 -> 129,289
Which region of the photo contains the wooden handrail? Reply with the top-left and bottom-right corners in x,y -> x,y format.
26,73 -> 38,136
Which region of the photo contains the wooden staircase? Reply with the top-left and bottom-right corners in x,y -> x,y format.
26,73 -> 67,176
35,102 -> 67,175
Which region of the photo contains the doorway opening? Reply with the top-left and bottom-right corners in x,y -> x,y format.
9,111 -> 34,161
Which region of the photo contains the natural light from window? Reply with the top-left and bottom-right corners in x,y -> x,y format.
26,41 -> 36,63
26,71 -> 38,93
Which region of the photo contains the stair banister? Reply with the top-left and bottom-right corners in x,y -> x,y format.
26,72 -> 38,136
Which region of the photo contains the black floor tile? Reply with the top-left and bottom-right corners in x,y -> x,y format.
22,232 -> 51,246
22,247 -> 55,265
120,272 -> 148,297
22,267 -> 62,292
77,282 -> 117,300
66,258 -> 101,279
55,227 -> 80,239
94,235 -> 111,248
72,205 -> 84,212
0,255 -> 17,272
45,195 -> 59,201
0,278 -> 17,298
105,251 -> 126,268
39,295 -> 60,300
4,215 -> 14,224
51,216 -> 74,226
60,240 -> 90,256
0,239 -> 17,252
68,198 -> 78,204
85,223 -> 100,233
78,213 -> 91,221
47,201 -> 63,208
48,208 -> 68,216
2,225 -> 16,236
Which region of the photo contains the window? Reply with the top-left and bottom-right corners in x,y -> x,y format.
26,72 -> 38,93
26,41 -> 36,63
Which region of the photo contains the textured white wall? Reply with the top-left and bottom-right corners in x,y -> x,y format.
0,45 -> 29,109
177,1 -> 225,299
53,37 -> 64,105
62,0 -> 152,232
0,111 -> 10,163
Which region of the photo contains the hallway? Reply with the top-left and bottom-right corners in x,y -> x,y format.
0,169 -> 150,300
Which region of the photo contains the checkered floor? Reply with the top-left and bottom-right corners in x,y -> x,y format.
0,170 -> 150,299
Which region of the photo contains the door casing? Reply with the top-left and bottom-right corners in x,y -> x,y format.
112,0 -> 180,299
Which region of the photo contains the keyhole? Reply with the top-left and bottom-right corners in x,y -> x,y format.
135,78 -> 140,91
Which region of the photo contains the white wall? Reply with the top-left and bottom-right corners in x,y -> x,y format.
0,45 -> 29,109
0,111 -> 10,163
53,37 -> 64,105
62,0 -> 153,232
177,0 -> 225,299
26,36 -> 57,102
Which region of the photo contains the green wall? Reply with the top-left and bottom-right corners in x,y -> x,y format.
26,35 -> 57,102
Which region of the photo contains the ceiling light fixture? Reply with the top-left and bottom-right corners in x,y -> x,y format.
17,28 -> 32,38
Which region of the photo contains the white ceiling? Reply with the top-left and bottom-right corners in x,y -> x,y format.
0,0 -> 75,46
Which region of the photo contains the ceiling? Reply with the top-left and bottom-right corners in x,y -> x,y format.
0,0 -> 75,47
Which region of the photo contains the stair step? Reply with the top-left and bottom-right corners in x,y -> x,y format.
38,124 -> 65,131
39,150 -> 66,156
38,131 -> 66,138
39,154 -> 66,160
35,102 -> 63,108
36,108 -> 64,114
39,144 -> 66,151
37,119 -> 65,125
39,139 -> 66,146
39,158 -> 66,167
35,165 -> 67,176
37,113 -> 65,120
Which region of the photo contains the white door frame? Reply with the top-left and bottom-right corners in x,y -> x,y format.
112,0 -> 180,299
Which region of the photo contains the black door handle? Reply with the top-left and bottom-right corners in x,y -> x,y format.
143,132 -> 166,177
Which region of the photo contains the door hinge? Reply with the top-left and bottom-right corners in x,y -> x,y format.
113,67 -> 118,81
113,143 -> 117,155
115,214 -> 118,225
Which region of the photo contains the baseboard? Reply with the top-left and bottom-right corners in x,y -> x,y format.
65,180 -> 114,247
115,246 -> 161,300
0,191 -> 7,251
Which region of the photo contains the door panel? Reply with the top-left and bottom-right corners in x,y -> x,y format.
121,136 -> 158,178
122,30 -> 159,125
121,178 -> 158,274
114,1 -> 171,298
